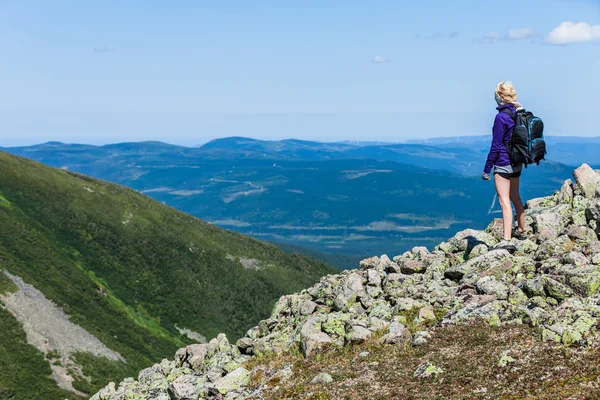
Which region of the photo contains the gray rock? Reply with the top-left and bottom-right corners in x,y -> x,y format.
586,199 -> 600,223
399,259 -> 427,274
476,276 -> 509,300
414,362 -> 443,378
562,252 -> 590,267
381,319 -> 409,344
347,325 -> 373,343
444,249 -> 511,282
567,226 -> 598,244
558,179 -> 574,204
169,376 -> 198,400
300,314 -> 333,356
573,163 -> 600,199
311,372 -> 334,385
412,330 -> 432,346
213,368 -> 250,395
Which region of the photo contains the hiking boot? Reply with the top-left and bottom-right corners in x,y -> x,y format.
493,240 -> 517,253
512,227 -> 528,240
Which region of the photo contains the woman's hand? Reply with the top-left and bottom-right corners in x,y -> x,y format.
482,173 -> 491,181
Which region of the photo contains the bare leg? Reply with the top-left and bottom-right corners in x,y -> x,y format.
510,176 -> 525,233
495,173 -> 513,240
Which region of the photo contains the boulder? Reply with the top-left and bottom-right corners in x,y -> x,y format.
213,368 -> 250,395
557,179 -> 574,204
586,199 -> 600,223
300,314 -> 333,356
381,319 -> 409,344
444,249 -> 512,282
311,373 -> 334,385
169,376 -> 200,400
573,164 -> 600,199
414,362 -> 443,379
476,276 -> 509,300
399,259 -> 427,274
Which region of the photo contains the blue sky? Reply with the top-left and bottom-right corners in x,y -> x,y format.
0,0 -> 599,146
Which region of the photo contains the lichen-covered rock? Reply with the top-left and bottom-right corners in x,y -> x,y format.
311,372 -> 334,385
414,362 -> 443,379
558,179 -> 574,204
213,368 -> 250,394
573,163 -> 600,199
498,350 -> 516,367
381,319 -> 409,344
300,314 -> 333,356
444,250 -> 511,281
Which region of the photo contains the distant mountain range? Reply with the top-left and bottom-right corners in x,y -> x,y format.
0,151 -> 333,398
2,136 -> 597,268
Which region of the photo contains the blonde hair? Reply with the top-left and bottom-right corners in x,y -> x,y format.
496,81 -> 522,109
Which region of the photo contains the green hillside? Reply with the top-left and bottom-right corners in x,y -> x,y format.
0,151 -> 335,398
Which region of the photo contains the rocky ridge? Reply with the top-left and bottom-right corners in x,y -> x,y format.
92,164 -> 600,400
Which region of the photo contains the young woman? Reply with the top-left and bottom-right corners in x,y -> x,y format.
482,81 -> 527,250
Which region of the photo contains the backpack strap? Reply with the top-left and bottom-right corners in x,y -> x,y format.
500,108 -> 516,121
499,108 -> 517,149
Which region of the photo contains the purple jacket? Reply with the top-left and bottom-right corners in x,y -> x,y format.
483,104 -> 516,174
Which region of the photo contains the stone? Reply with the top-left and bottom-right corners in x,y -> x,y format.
527,197 -> 552,210
347,325 -> 373,343
543,277 -> 574,301
573,163 -> 600,199
533,211 -> 564,238
411,246 -> 430,260
236,338 -> 254,354
300,314 -> 333,356
366,269 -> 382,287
562,252 -> 590,267
213,368 -> 250,395
476,276 -> 509,300
557,265 -> 600,296
449,229 -> 498,252
299,300 -> 318,316
567,226 -> 598,244
400,259 -> 427,274
557,179 -> 574,204
414,362 -> 443,379
369,300 -> 392,320
415,306 -> 437,325
311,373 -> 334,385
586,199 -> 600,222
181,344 -> 208,370
444,249 -> 511,282
412,330 -> 432,346
498,350 -> 516,367
169,376 -> 198,400
381,319 -> 409,344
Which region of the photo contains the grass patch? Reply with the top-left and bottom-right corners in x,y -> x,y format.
0,272 -> 18,295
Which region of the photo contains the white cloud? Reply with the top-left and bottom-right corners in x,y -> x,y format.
508,28 -> 534,40
372,55 -> 390,64
546,21 -> 600,44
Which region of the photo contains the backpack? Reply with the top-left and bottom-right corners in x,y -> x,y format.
501,108 -> 546,166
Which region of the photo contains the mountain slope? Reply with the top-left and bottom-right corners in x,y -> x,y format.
1,141 -> 577,266
92,164 -> 600,399
0,151 -> 335,398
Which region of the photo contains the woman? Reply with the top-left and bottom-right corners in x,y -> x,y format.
482,81 -> 527,250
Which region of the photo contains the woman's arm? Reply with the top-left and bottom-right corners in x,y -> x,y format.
483,114 -> 505,174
